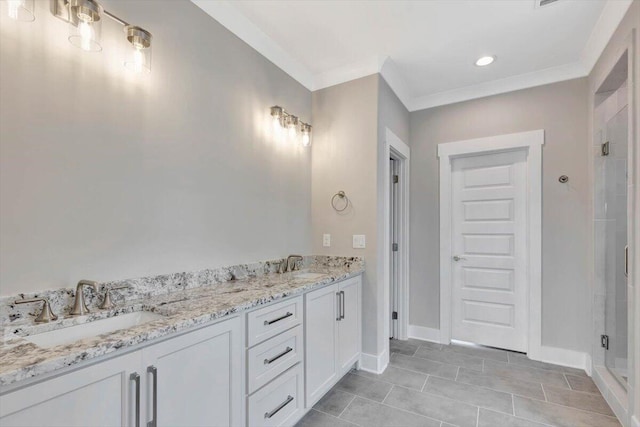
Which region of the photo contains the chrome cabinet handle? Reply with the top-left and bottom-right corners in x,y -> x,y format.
625,245 -> 629,277
264,312 -> 293,326
264,346 -> 293,365
340,291 -> 345,320
264,395 -> 294,419
336,292 -> 341,321
452,255 -> 466,262
130,373 -> 140,427
147,366 -> 157,427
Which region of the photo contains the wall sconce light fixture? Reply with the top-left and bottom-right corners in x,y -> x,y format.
7,0 -> 35,21
301,123 -> 312,147
51,0 -> 153,72
124,25 -> 152,74
270,105 -> 312,147
67,0 -> 102,52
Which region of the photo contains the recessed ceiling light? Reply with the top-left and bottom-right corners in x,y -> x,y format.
475,56 -> 496,67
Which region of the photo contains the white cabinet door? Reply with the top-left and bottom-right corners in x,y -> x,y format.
337,277 -> 361,375
0,352 -> 141,427
141,316 -> 243,427
304,283 -> 339,407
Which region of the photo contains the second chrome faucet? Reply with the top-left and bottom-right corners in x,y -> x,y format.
70,280 -> 98,316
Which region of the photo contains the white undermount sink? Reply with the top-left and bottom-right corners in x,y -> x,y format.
292,272 -> 326,280
22,311 -> 166,349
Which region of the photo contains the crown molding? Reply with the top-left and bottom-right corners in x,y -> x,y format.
312,55 -> 387,91
407,61 -> 588,111
192,0 -> 631,112
379,58 -> 413,111
581,0 -> 633,73
191,0 -> 314,90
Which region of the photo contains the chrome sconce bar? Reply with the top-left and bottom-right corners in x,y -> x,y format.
270,105 -> 312,147
50,0 -> 153,73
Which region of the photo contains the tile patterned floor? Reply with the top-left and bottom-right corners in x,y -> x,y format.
296,338 -> 621,427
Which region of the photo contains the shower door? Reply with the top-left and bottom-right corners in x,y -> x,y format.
595,84 -> 629,388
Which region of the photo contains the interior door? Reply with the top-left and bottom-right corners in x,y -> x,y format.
450,149 -> 528,352
390,157 -> 399,339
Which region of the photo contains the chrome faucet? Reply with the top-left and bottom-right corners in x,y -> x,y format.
285,255 -> 303,273
70,280 -> 98,316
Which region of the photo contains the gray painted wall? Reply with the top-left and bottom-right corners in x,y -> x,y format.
378,77 -> 410,144
311,75 -> 379,356
0,0 -> 312,295
409,78 -> 590,352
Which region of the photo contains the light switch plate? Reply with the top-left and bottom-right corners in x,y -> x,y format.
323,234 -> 331,247
352,235 -> 366,249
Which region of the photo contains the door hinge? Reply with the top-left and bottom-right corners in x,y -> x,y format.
392,243 -> 398,252
601,141 -> 610,156
393,175 -> 399,184
392,311 -> 398,320
601,334 -> 609,350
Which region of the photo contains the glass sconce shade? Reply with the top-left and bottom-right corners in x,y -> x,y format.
271,106 -> 284,128
7,0 -> 34,21
124,26 -> 152,73
285,115 -> 298,137
68,0 -> 103,52
301,123 -> 312,147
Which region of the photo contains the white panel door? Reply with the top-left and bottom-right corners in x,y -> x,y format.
304,283 -> 339,407
451,150 -> 528,352
337,277 -> 361,375
141,317 -> 243,427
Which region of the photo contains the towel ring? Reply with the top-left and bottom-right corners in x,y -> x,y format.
331,191 -> 349,212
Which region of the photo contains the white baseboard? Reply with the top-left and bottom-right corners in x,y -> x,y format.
532,345 -> 589,371
408,324 -> 441,343
584,353 -> 593,376
408,326 -> 589,372
593,365 -> 629,426
360,348 -> 389,374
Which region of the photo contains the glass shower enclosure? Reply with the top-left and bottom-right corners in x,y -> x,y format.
594,58 -> 629,388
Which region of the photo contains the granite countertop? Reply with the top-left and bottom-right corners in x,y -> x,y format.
0,260 -> 363,387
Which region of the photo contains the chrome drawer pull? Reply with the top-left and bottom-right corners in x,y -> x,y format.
264,312 -> 293,325
147,366 -> 157,427
130,373 -> 140,427
264,346 -> 293,364
264,395 -> 294,419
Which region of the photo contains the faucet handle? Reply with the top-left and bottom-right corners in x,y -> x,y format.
99,286 -> 130,310
14,298 -> 58,323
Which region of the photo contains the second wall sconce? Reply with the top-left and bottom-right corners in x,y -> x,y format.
49,0 -> 152,73
271,105 -> 312,147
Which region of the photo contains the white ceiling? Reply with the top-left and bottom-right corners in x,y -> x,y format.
192,0 -> 632,111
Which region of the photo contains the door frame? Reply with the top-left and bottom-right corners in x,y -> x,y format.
437,130 -> 544,359
382,128 -> 410,347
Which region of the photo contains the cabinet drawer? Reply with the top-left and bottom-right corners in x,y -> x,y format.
248,324 -> 303,393
248,364 -> 304,427
247,296 -> 302,347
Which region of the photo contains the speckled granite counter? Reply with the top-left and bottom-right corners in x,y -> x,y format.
0,256 -> 364,387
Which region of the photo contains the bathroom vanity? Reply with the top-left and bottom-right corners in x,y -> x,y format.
0,257 -> 363,427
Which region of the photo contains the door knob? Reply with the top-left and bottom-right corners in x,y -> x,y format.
452,255 -> 466,262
